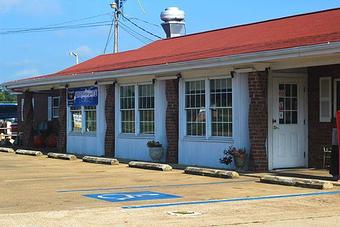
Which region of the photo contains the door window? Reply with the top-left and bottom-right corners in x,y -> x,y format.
278,84 -> 298,124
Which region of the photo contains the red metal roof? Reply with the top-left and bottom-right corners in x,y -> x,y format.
19,8 -> 340,81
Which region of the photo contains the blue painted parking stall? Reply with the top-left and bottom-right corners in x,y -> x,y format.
84,191 -> 181,203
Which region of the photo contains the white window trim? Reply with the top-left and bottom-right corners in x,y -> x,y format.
52,96 -> 60,119
334,78 -> 340,117
319,77 -> 332,122
183,76 -> 233,139
119,83 -> 155,136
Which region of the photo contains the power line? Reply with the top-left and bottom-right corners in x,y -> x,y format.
119,21 -> 153,44
128,17 -> 161,28
121,13 -> 163,39
119,24 -> 149,44
0,21 -> 112,35
104,17 -> 116,54
0,12 -> 111,31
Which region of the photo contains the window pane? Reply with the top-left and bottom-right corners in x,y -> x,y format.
278,83 -> 298,125
138,84 -> 155,134
185,80 -> 206,136
85,106 -> 96,132
71,106 -> 82,132
52,97 -> 60,118
210,78 -> 232,137
120,86 -> 135,133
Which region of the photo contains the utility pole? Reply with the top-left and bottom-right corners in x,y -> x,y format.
110,1 -> 121,53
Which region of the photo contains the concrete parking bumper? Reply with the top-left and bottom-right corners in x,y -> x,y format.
184,167 -> 239,179
128,161 -> 172,171
0,147 -> 15,153
260,175 -> 334,190
82,156 -> 119,165
47,153 -> 77,160
15,149 -> 43,156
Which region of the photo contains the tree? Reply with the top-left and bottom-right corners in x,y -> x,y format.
0,86 -> 17,103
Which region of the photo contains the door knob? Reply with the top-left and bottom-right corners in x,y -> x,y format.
273,125 -> 279,130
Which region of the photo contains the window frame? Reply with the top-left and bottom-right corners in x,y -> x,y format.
52,96 -> 60,119
70,106 -> 83,133
120,85 -> 136,134
183,76 -> 233,139
119,83 -> 155,136
319,77 -> 332,123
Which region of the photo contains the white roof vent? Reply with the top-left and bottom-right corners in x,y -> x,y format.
160,7 -> 186,38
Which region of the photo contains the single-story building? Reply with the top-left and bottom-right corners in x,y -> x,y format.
3,8 -> 340,171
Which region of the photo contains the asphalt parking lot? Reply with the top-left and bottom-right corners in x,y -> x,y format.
1,152 -> 340,226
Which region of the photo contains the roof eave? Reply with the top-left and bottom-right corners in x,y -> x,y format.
4,41 -> 340,90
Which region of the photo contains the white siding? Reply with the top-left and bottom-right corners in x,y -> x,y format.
115,80 -> 167,161
66,85 -> 106,156
178,73 -> 250,169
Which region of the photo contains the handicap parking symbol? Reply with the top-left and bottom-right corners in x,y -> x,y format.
84,191 -> 181,203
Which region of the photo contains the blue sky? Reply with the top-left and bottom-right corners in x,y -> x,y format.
0,0 -> 339,83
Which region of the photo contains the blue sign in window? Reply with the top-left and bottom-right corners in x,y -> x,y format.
84,191 -> 181,203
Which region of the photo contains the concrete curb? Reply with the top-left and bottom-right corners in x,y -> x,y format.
83,156 -> 119,165
15,149 -> 43,156
128,161 -> 172,171
0,147 -> 15,153
47,153 -> 77,160
260,175 -> 334,190
184,167 -> 239,179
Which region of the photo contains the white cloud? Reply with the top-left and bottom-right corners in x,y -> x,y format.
0,0 -> 61,15
15,68 -> 39,78
75,45 -> 95,57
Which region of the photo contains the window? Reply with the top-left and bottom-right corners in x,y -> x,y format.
210,79 -> 232,136
185,77 -> 232,137
185,80 -> 206,136
119,84 -> 155,135
71,106 -> 82,132
278,84 -> 298,124
85,106 -> 96,132
319,77 -> 332,122
52,97 -> 60,118
139,84 -> 155,134
120,85 -> 135,133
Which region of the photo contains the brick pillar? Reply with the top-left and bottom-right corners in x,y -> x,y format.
17,95 -> 23,133
165,79 -> 179,163
57,89 -> 67,153
22,91 -> 34,147
104,84 -> 115,157
248,71 -> 268,171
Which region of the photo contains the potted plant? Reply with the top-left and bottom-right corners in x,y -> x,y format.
147,140 -> 164,162
220,146 -> 247,170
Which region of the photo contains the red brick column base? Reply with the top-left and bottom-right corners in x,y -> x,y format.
248,71 -> 268,171
104,84 -> 115,157
165,79 -> 179,163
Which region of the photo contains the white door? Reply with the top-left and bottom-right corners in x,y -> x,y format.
272,77 -> 306,169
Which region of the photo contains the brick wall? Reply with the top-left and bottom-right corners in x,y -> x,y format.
308,64 -> 340,168
165,79 -> 179,163
248,71 -> 268,171
104,84 -> 115,157
57,89 -> 67,153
